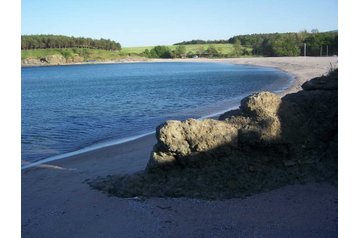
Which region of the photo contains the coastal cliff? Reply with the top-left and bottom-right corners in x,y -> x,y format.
21,54 -> 85,66
90,69 -> 338,199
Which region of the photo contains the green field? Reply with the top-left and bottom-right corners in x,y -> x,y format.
21,43 -> 248,61
120,46 -> 155,55
122,43 -> 236,55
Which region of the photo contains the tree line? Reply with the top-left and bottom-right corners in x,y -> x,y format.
142,45 -> 187,58
142,45 -> 225,59
174,39 -> 228,45
175,30 -> 338,57
21,35 -> 121,51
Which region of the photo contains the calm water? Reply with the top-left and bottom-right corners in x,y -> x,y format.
22,62 -> 292,164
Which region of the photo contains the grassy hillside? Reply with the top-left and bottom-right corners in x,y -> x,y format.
122,43 -> 236,55
120,46 -> 155,55
21,43 -> 244,61
21,48 -> 125,61
179,43 -> 235,54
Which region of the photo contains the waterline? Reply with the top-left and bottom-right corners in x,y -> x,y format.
21,104 -> 243,170
21,131 -> 155,170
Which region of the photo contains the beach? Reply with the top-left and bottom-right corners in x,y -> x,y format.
22,56 -> 338,237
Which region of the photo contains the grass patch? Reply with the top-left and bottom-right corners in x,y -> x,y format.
21,48 -> 125,61
22,44 -> 252,61
122,43 -> 251,56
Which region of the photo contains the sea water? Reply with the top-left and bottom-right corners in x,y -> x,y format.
21,62 -> 292,164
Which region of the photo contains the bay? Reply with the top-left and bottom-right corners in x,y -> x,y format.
21,62 -> 292,163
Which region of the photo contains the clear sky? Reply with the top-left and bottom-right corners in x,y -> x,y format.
21,0 -> 338,47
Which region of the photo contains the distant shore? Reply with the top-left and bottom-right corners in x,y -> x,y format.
21,57 -> 151,67
22,56 -> 337,94
157,56 -> 338,95
22,56 -> 338,237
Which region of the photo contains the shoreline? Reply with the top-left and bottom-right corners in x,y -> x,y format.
22,56 -> 337,94
22,57 -> 336,169
21,131 -> 156,170
22,102 -> 249,170
22,56 -> 338,237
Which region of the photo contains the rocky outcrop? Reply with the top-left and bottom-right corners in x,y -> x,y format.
225,91 -> 282,145
301,72 -> 338,91
21,58 -> 42,65
147,70 -> 338,171
278,69 -> 338,158
65,55 -> 84,63
147,91 -> 285,170
147,119 -> 238,169
22,54 -> 85,66
44,55 -> 67,64
90,69 -> 338,199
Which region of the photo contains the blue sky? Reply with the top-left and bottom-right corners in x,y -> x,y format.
22,0 -> 338,47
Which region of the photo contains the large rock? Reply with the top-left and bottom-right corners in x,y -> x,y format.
147,92 -> 283,170
302,70 -> 338,91
91,70 -> 338,199
278,75 -> 338,155
147,119 -> 238,170
146,70 -> 338,171
240,91 -> 282,117
226,92 -> 282,145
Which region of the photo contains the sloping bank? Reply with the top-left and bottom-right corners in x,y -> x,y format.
22,54 -> 84,65
21,54 -> 149,66
89,69 -> 338,199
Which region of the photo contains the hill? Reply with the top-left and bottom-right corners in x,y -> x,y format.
21,43 -> 250,65
21,30 -> 338,65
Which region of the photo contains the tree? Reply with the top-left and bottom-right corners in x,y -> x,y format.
271,35 -> 300,56
242,48 -> 252,56
148,46 -> 172,58
174,45 -> 186,58
143,49 -> 151,57
21,34 -> 122,51
232,39 -> 242,56
171,30 -> 337,57
205,45 -> 220,57
260,38 -> 274,56
186,51 -> 195,58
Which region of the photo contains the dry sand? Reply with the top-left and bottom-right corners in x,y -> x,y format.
22,57 -> 338,237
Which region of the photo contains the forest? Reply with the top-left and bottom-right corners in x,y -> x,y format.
21,30 -> 338,60
21,35 -> 121,51
175,30 -> 338,57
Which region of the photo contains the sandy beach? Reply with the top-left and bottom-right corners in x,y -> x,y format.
22,57 -> 338,237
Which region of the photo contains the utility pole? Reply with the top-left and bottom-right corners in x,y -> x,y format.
320,46 -> 322,57
304,43 -> 306,57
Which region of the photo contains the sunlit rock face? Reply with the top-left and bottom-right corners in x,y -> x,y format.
147,119 -> 238,170
147,91 -> 284,170
147,69 -> 337,171
90,70 -> 338,199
